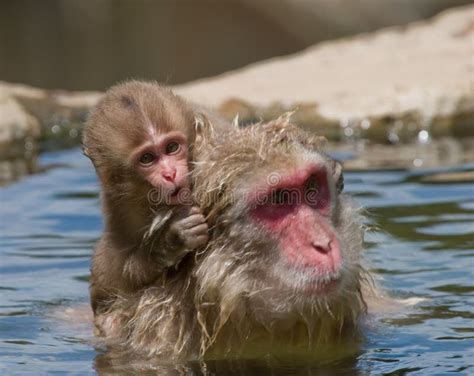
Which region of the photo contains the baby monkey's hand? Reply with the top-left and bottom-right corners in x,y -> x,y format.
169,206 -> 209,249
155,206 -> 208,268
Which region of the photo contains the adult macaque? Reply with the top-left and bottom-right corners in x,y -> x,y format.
83,81 -> 229,315
95,116 -> 376,360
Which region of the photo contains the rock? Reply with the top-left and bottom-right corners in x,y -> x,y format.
1,81 -> 101,131
1,5 -> 473,161
3,1 -> 468,91
176,5 -> 474,142
0,88 -> 40,157
0,81 -> 101,153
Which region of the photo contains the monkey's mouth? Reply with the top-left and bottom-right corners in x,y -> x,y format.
268,264 -> 342,297
170,187 -> 182,197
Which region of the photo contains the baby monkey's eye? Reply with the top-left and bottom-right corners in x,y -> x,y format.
139,152 -> 155,166
165,141 -> 180,154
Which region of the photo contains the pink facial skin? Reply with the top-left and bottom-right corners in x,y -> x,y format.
251,164 -> 342,285
133,131 -> 190,204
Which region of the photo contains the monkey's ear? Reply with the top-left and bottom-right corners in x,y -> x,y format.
331,160 -> 344,193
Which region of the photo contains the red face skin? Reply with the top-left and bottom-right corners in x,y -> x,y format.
250,163 -> 342,291
133,131 -> 190,205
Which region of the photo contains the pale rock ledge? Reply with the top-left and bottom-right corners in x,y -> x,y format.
175,5 -> 474,142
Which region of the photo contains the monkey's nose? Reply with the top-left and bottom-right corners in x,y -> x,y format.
162,169 -> 176,182
311,240 -> 331,254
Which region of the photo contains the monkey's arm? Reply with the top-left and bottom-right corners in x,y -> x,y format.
119,206 -> 208,288
90,207 -> 208,314
90,237 -> 169,314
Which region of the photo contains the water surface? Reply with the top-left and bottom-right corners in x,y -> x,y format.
0,148 -> 473,375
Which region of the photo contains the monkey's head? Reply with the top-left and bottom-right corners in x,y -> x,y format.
192,118 -> 368,341
83,80 -> 195,205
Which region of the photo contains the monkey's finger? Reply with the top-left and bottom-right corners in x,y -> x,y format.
178,206 -> 201,216
175,205 -> 198,218
179,214 -> 207,229
186,223 -> 209,236
185,235 -> 209,249
189,206 -> 202,215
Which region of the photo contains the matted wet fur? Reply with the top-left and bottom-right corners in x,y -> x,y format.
83,81 -> 230,316
94,116 -> 377,361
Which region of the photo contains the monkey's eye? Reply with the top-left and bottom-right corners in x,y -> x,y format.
305,175 -> 319,192
272,189 -> 289,205
165,141 -> 180,155
139,152 -> 156,166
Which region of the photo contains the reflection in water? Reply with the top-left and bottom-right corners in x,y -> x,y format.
94,353 -> 363,375
0,148 -> 473,374
0,155 -> 38,186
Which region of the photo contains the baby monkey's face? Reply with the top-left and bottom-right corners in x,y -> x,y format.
133,130 -> 190,205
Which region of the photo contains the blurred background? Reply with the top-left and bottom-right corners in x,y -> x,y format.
1,1 -> 474,375
0,0 -> 471,90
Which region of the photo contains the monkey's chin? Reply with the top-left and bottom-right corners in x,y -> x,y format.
249,273 -> 343,320
269,263 -> 342,298
300,277 -> 341,296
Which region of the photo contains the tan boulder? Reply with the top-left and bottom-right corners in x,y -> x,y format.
0,87 -> 40,156
176,5 -> 474,142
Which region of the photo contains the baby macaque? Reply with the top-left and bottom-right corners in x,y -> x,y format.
83,81 -> 228,315
95,116 -> 377,361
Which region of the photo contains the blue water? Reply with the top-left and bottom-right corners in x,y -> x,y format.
1,148 -> 473,375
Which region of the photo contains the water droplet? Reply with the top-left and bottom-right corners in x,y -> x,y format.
24,141 -> 34,151
360,119 -> 371,130
417,130 -> 430,143
69,128 -> 78,138
51,125 -> 61,134
388,132 -> 400,144
344,127 -> 354,137
413,158 -> 423,167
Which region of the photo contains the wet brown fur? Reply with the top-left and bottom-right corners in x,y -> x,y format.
83,81 -> 229,315
95,116 -> 376,361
